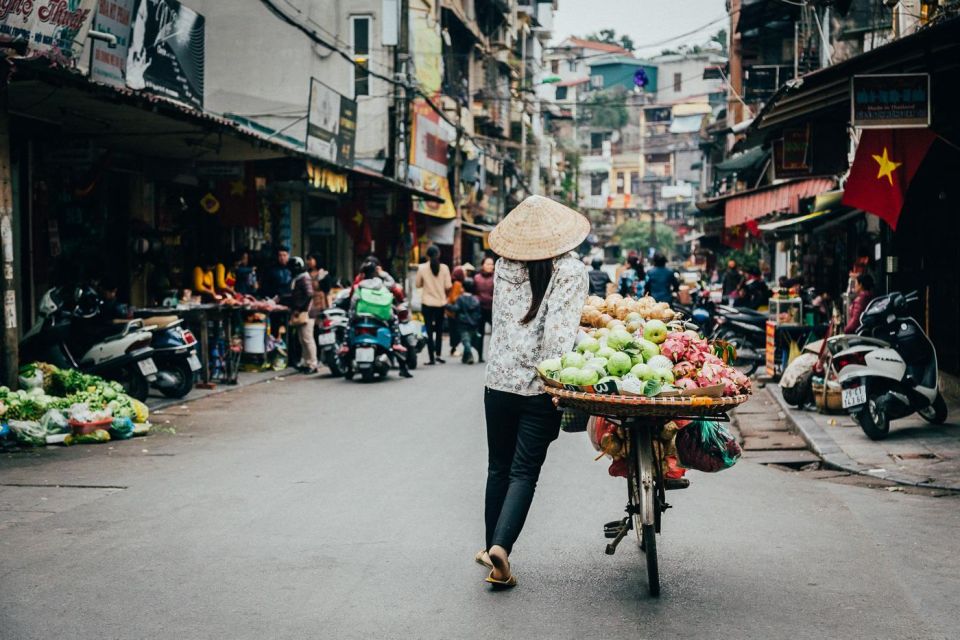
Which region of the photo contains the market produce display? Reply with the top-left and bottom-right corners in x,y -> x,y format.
538,294 -> 751,399
0,363 -> 151,448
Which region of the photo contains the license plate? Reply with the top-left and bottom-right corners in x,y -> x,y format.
356,348 -> 375,363
138,358 -> 158,376
399,323 -> 415,336
317,332 -> 336,346
842,385 -> 867,409
186,354 -> 202,371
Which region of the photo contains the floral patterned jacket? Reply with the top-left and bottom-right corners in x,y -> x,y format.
484,252 -> 588,396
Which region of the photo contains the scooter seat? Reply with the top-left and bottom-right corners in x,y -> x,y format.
141,316 -> 181,329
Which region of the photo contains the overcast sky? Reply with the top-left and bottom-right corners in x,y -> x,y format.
551,0 -> 729,56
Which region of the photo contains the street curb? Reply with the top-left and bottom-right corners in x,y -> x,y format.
766,384 -> 960,492
147,368 -> 299,413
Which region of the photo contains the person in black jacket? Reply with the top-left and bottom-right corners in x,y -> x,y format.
446,278 -> 483,364
588,258 -> 612,297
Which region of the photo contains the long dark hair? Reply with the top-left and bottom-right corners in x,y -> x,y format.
427,246 -> 440,276
521,258 -> 555,324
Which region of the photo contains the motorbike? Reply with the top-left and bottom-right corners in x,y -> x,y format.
833,291 -> 947,440
342,313 -> 397,382
141,316 -> 201,398
20,287 -> 158,401
709,305 -> 766,375
395,299 -> 426,370
316,293 -> 349,376
780,332 -> 881,408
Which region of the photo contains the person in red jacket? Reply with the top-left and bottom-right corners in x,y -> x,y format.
845,273 -> 875,334
473,256 -> 496,363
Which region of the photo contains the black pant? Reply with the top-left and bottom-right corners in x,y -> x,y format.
448,317 -> 460,351
422,305 -> 445,362
477,308 -> 492,361
459,327 -> 479,362
484,388 -> 562,553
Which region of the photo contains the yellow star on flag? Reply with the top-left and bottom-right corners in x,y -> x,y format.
871,147 -> 902,186
229,180 -> 246,197
352,210 -> 364,226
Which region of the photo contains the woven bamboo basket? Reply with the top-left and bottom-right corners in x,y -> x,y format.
545,387 -> 750,419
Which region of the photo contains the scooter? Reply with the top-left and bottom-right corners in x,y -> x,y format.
834,291 -> 947,440
20,288 -> 158,401
395,300 -> 425,370
342,313 -> 396,382
141,316 -> 201,398
317,304 -> 349,376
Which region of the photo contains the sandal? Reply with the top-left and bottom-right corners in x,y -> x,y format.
485,570 -> 517,588
475,550 -> 493,569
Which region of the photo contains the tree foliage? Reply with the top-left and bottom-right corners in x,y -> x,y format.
581,88 -> 629,130
615,219 -> 677,258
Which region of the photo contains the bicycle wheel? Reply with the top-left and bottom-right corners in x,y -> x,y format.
642,524 -> 659,597
629,423 -> 661,597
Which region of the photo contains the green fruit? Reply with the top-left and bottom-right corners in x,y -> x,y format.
577,337 -> 600,353
607,328 -> 634,351
537,358 -> 563,378
576,368 -> 600,386
642,319 -> 669,344
596,346 -> 616,360
561,352 -> 586,369
636,338 -> 659,361
559,367 -> 582,385
654,368 -> 675,384
607,352 -> 633,377
631,353 -> 644,366
631,363 -> 654,380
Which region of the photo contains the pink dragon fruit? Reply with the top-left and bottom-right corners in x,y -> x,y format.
673,361 -> 696,378
660,338 -> 686,362
675,377 -> 698,391
702,353 -> 723,366
720,377 -> 739,396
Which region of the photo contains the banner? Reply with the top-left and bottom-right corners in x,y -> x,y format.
408,99 -> 455,219
852,74 -> 930,129
91,0 -> 134,86
126,0 -> 205,109
0,0 -> 96,63
306,78 -> 357,167
408,0 -> 442,98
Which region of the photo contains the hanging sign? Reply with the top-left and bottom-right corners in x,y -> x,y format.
306,78 -> 357,167
90,0 -> 134,86
851,74 -> 930,129
0,0 -> 96,64
126,0 -> 205,109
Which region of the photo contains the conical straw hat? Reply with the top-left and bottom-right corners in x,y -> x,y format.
488,195 -> 591,261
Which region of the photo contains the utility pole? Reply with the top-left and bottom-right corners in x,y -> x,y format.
519,24 -> 527,192
0,112 -> 18,387
452,104 -> 463,264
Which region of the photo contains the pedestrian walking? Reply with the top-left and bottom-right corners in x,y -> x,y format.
447,266 -> 466,357
478,195 -> 589,588
446,277 -> 483,364
588,257 -> 612,297
643,254 -> 679,303
618,252 -> 644,297
288,256 -> 318,373
722,259 -> 743,300
474,256 -> 496,363
416,245 -> 452,365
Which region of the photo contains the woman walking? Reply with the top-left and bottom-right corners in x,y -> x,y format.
478,195 -> 589,588
416,246 -> 452,365
473,256 -> 496,363
446,266 -> 466,357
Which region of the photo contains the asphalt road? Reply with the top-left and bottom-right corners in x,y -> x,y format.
2,363 -> 959,639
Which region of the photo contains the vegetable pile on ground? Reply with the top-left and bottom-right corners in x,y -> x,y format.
538,296 -> 751,398
0,363 -> 151,448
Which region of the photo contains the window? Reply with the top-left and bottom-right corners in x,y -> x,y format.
616,171 -> 625,194
551,60 -> 559,74
673,72 -> 682,93
631,171 -> 640,194
590,173 -> 607,196
352,16 -> 371,97
568,59 -> 578,72
590,74 -> 604,89
590,132 -> 605,151
555,86 -> 567,101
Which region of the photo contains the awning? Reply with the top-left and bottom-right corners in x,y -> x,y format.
668,114 -> 704,134
714,146 -> 769,174
462,221 -> 494,238
720,177 -> 836,227
758,207 -> 861,232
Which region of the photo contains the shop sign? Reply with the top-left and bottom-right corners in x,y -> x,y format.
196,162 -> 243,179
90,0 -> 133,87
126,0 -> 205,110
851,74 -> 930,129
772,125 -> 811,178
306,163 -> 348,194
306,78 -> 357,167
0,0 -> 96,64
409,98 -> 456,220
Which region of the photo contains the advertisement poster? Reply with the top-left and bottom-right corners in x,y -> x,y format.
0,0 -> 96,63
91,0 -> 134,86
126,0 -> 205,109
408,0 -> 442,97
852,74 -> 930,129
409,99 -> 455,220
306,78 -> 357,167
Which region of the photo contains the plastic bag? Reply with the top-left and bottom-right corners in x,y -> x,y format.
676,420 -> 741,472
18,367 -> 43,390
40,409 -> 70,435
65,429 -> 111,445
9,420 -> 46,446
131,399 -> 149,424
110,417 -> 135,440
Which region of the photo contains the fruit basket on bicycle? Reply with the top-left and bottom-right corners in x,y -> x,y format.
545,386 -> 750,597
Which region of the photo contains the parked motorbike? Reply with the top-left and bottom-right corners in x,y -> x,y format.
395,299 -> 425,370
142,316 -> 201,398
833,291 -> 947,440
780,333 -> 883,407
317,298 -> 349,377
20,287 -> 158,401
708,305 -> 766,375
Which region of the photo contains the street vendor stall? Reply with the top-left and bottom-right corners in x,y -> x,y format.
764,288 -> 828,378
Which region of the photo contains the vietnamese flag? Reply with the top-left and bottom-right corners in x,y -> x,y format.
842,129 -> 937,229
